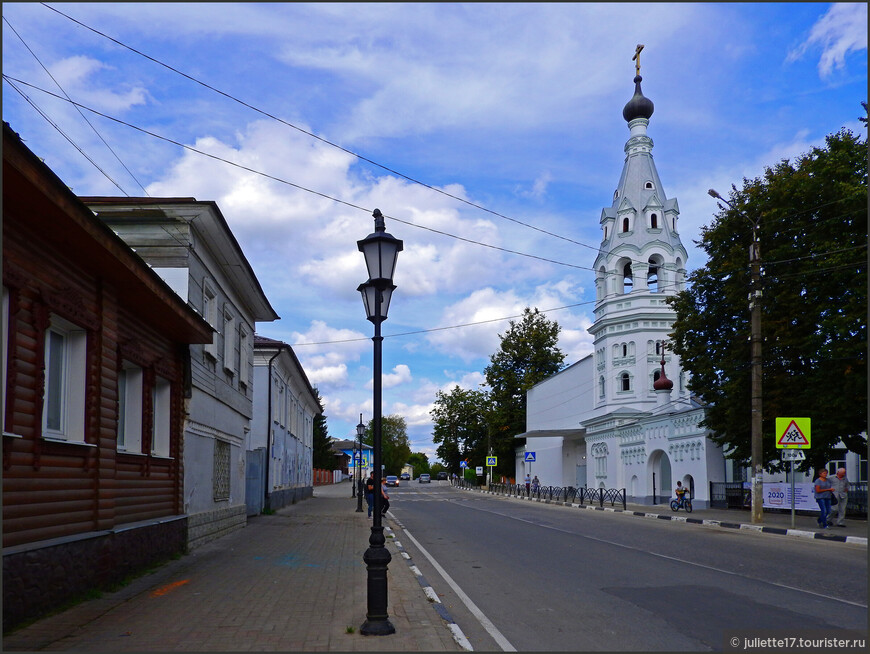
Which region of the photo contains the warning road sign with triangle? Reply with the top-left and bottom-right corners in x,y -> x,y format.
775,417 -> 811,449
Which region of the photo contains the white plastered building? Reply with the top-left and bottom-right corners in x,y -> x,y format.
515,71 -> 726,507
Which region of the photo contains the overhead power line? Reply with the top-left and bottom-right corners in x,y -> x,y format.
3,14 -> 148,196
39,2 -> 600,254
3,77 -> 128,194
3,75 -> 603,275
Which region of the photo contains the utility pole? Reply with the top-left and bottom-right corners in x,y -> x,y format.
709,189 -> 764,524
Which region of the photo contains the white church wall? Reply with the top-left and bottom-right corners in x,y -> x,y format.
517,437 -> 563,487
526,356 -> 593,430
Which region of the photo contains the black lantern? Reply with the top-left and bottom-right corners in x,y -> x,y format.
358,209 -> 401,636
357,208 -> 403,285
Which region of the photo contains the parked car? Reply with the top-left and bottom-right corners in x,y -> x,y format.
437,471 -> 449,480
418,473 -> 431,483
385,475 -> 399,487
399,472 -> 410,480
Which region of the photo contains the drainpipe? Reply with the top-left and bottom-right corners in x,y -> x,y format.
265,346 -> 282,511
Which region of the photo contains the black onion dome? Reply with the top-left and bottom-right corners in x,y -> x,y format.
622,75 -> 654,122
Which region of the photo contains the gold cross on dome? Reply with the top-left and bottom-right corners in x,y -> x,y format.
632,44 -> 645,76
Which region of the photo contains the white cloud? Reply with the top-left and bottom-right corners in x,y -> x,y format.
49,55 -> 148,112
786,3 -> 868,78
368,364 -> 412,390
424,280 -> 588,363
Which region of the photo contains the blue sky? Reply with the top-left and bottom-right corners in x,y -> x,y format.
3,3 -> 866,463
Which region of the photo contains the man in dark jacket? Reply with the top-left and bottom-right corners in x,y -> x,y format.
364,472 -> 376,517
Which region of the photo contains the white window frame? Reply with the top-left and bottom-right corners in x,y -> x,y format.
202,279 -> 218,358
238,326 -> 250,388
42,314 -> 87,443
117,360 -> 143,453
222,307 -> 235,375
152,376 -> 171,457
2,287 -> 8,431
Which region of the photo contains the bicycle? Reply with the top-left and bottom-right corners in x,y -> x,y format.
670,494 -> 693,513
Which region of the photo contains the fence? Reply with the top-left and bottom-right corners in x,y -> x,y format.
313,468 -> 341,486
474,481 -> 626,510
709,481 -> 867,517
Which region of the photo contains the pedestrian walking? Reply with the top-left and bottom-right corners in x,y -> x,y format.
812,468 -> 835,529
532,475 -> 539,493
364,472 -> 375,517
525,473 -> 531,494
826,467 -> 850,527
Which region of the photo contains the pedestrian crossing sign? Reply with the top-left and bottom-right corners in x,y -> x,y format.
775,417 -> 811,449
524,451 -> 536,462
486,456 -> 497,466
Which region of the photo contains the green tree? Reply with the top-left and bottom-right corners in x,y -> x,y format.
311,388 -> 336,470
668,127 -> 867,472
362,414 -> 412,476
483,307 -> 565,476
407,452 -> 430,476
430,385 -> 490,475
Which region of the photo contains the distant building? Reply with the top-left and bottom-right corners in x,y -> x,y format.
2,123 -> 213,630
84,197 -> 279,548
331,439 -> 372,480
250,335 -> 319,513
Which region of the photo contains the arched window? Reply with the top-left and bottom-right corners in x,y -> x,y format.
604,226 -> 608,239
653,370 -> 661,387
648,259 -> 659,292
655,341 -> 661,355
645,181 -> 654,189
650,213 -> 658,229
623,263 -> 633,294
622,343 -> 627,357
622,217 -> 629,233
620,372 -> 631,392
599,376 -> 605,398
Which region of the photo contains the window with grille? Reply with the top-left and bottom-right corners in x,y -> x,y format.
213,439 -> 231,500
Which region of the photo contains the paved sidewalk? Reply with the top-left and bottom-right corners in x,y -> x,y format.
3,483 -> 465,652
465,485 -> 868,546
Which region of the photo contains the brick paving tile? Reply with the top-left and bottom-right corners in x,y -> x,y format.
3,482 -> 464,653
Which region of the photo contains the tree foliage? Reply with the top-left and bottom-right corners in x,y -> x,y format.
430,386 -> 490,474
668,128 -> 867,472
311,388 -> 336,470
407,451 -> 430,476
483,307 -> 565,476
362,414 -> 412,475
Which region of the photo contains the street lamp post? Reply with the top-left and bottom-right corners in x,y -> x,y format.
351,441 -> 357,498
357,208 -> 402,636
709,188 -> 764,524
356,416 -> 365,513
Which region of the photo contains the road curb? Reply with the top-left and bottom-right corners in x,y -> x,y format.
460,487 -> 867,548
384,519 -> 474,651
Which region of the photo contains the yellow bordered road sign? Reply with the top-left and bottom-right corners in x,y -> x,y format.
775,417 -> 811,449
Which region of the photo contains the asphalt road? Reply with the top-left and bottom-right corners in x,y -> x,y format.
387,480 -> 867,652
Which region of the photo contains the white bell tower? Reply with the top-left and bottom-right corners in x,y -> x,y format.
589,56 -> 689,411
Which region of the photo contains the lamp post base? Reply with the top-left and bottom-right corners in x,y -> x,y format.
360,526 -> 394,635
360,618 -> 396,636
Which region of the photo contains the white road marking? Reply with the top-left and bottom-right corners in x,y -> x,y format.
400,526 -> 517,652
456,502 -> 868,609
